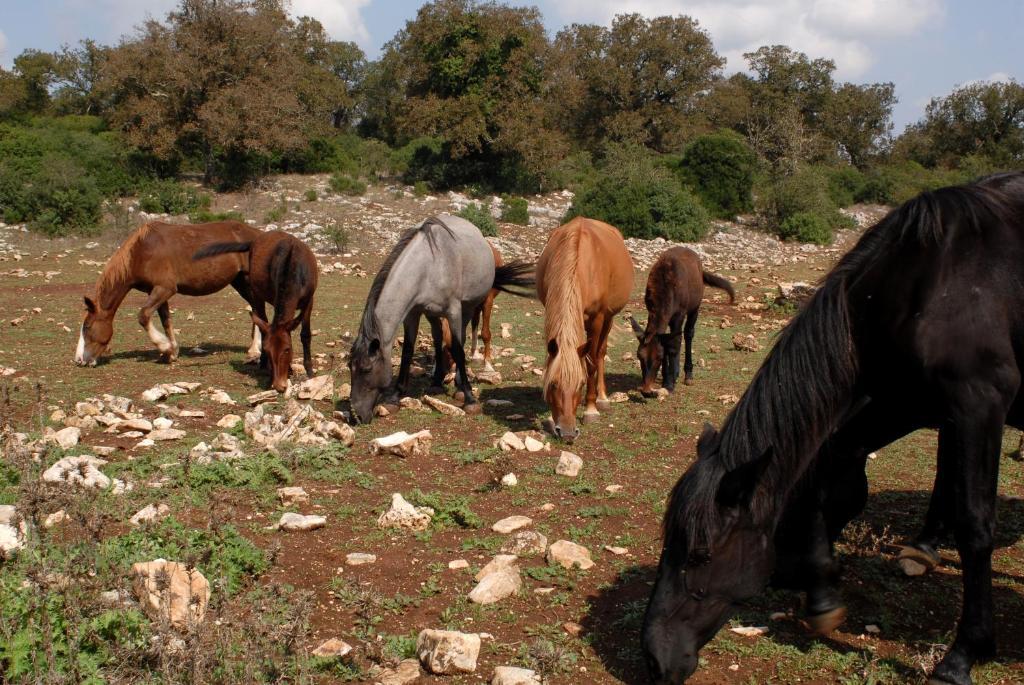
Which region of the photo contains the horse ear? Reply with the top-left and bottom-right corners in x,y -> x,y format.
696,422 -> 719,459
627,315 -> 644,339
83,296 -> 97,314
716,446 -> 773,509
286,315 -> 303,332
547,339 -> 558,358
250,312 -> 270,335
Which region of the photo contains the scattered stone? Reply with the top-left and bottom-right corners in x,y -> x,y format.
42,454 -> 110,489
216,414 -> 242,429
473,369 -> 502,385
47,426 -> 81,449
375,404 -> 391,417
492,666 -> 542,685
607,391 -> 629,403
179,409 -> 205,419
776,281 -> 817,304
469,566 -> 521,604
605,484 -> 623,493
732,333 -> 761,352
729,625 -> 768,638
475,554 -> 518,581
547,540 -> 594,570
898,557 -> 928,577
119,418 -> 153,432
248,390 -> 279,406
141,386 -> 168,402
312,638 -> 353,658
378,493 -> 434,531
152,417 -> 173,430
563,621 -> 583,637
276,513 -> 326,531
345,552 -> 377,566
44,510 -> 66,528
417,629 -> 481,674
0,507 -> 26,559
131,559 -> 210,630
204,388 -> 235,405
277,486 -> 309,506
448,559 -> 470,570
130,503 -> 170,526
523,436 -> 545,452
555,451 -> 582,477
492,515 -> 532,534
369,430 -> 433,458
75,401 -> 101,417
135,438 -> 155,449
485,399 -> 513,407
500,323 -> 512,339
376,658 -> 421,685
500,530 -> 547,557
399,397 -> 423,410
497,431 -> 525,451
500,473 -> 518,487
422,394 -> 466,417
296,375 -> 333,400
149,428 -> 187,441
604,545 -> 628,555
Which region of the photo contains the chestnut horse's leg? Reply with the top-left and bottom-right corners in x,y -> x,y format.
427,316 -> 447,395
581,311 -> 606,423
594,313 -> 614,411
469,306 -> 482,361
156,302 -> 179,361
480,289 -> 497,372
138,285 -> 176,362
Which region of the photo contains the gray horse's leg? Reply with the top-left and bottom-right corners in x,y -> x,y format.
391,311 -> 421,403
426,316 -> 446,395
447,308 -> 480,414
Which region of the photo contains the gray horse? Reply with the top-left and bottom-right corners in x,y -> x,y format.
349,215 -> 534,423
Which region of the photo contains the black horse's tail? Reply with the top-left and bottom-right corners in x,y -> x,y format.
492,261 -> 536,297
702,271 -> 736,304
193,242 -> 252,260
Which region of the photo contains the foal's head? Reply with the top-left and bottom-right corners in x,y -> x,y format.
629,316 -> 677,397
642,425 -> 775,684
252,313 -> 299,393
347,333 -> 390,424
75,296 -> 113,366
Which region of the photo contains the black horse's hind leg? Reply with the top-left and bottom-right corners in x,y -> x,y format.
390,311 -> 421,403
930,396 -> 1007,685
426,316 -> 446,395
682,308 -> 698,386
902,450 -> 956,572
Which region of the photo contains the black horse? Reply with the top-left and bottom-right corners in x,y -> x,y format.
642,171 -> 1024,685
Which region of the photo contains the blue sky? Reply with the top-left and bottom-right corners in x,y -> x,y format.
1,0 -> 1020,130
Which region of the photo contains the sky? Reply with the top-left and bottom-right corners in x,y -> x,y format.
1,0 -> 1021,130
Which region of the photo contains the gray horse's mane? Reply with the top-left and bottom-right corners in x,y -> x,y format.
356,216 -> 455,346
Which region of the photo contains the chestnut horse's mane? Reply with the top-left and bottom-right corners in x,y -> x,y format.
541,222 -> 587,395
96,223 -> 153,297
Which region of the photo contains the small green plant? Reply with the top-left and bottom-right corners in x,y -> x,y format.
677,131 -> 757,219
188,209 -> 245,223
457,202 -> 498,237
413,180 -> 429,197
329,173 -> 367,196
304,188 -> 318,202
139,179 -> 210,215
322,221 -> 350,254
500,195 -> 530,225
264,196 -> 289,223
407,490 -> 481,529
778,212 -> 834,245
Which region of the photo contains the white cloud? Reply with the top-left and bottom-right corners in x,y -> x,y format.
554,0 -> 945,78
290,0 -> 372,47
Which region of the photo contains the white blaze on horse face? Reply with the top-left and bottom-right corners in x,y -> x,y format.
146,319 -> 173,354
75,324 -> 87,364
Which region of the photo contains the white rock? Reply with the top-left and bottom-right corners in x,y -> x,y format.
492,515 -> 532,534
500,473 -> 518,487
248,390 -> 279,406
547,540 -> 594,570
42,455 -> 110,489
152,417 -> 173,430
149,428 -> 187,441
206,389 -> 235,405
448,559 -> 470,570
492,666 -> 542,685
75,401 -> 101,417
276,513 -> 326,531
369,430 -> 432,459
131,559 -> 210,630
312,638 -> 353,658
417,629 -> 481,674
497,431 -> 525,451
216,414 -> 242,428
277,486 -> 309,506
376,659 -> 421,685
297,375 -> 333,400
500,530 -> 548,557
604,545 -> 628,555
474,554 -> 519,581
523,436 -> 545,452
49,426 -> 81,449
119,418 -> 153,432
422,394 -> 466,417
555,451 -> 582,477
141,386 -> 168,402
729,625 -> 768,637
179,409 -> 205,418
377,493 -> 433,531
469,567 -> 521,604
44,510 -> 66,528
130,503 -> 170,526
345,552 -> 377,566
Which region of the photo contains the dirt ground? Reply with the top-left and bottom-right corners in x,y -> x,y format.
0,177 -> 1022,684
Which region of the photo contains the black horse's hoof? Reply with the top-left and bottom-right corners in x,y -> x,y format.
897,544 -> 941,576
425,385 -> 446,396
805,605 -> 846,635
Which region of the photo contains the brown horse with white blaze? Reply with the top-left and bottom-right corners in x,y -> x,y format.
629,247 -> 735,396
537,217 -> 634,442
194,230 -> 318,392
75,221 -> 265,367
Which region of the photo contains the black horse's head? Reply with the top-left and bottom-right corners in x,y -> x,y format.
642,425 -> 775,684
348,334 -> 390,424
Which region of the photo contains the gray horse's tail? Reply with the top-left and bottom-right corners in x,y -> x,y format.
493,261 -> 536,297
193,242 -> 252,260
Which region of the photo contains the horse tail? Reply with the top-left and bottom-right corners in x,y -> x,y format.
702,271 -> 735,304
492,261 -> 536,298
192,242 -> 252,260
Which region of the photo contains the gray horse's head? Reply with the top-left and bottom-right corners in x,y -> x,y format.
348,334 -> 390,423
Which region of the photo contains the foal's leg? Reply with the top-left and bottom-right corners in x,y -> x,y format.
480,290 -> 497,372
156,301 -> 179,361
299,299 -> 313,377
682,308 -> 699,386
392,311 -> 421,402
581,311 -> 606,423
594,313 -> 614,412
138,285 -> 177,362
427,317 -> 447,395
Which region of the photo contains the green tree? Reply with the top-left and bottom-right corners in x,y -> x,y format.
822,82 -> 896,168
677,131 -> 757,218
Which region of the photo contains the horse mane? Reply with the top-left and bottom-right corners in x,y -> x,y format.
541,221 -> 587,395
664,171 -> 1022,558
354,217 -> 455,350
95,223 -> 153,297
269,239 -> 302,320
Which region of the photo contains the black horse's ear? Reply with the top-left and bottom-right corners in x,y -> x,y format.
696,422 -> 719,458
547,338 -> 558,357
716,446 -> 773,509
627,315 -> 644,340
83,296 -> 97,314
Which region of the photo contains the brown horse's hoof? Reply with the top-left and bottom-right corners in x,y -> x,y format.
595,398 -> 612,411
805,606 -> 846,635
897,545 -> 941,576
581,410 -> 601,425
464,402 -> 482,416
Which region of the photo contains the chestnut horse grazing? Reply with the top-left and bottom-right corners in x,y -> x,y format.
75,221 -> 263,366
442,243 -> 503,372
629,247 -> 734,396
537,217 -> 633,442
642,172 -> 1024,685
194,230 -> 318,392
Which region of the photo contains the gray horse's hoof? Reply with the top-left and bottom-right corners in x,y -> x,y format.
805,606 -> 846,635
581,410 -> 601,425
595,399 -> 612,411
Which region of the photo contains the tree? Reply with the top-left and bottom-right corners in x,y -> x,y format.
677,131 -> 757,218
551,13 -> 724,152
822,82 -> 896,167
101,0 -> 340,186
51,40 -> 111,116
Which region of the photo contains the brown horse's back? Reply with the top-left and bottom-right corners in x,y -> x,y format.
646,247 -> 706,319
134,221 -> 261,295
246,231 -> 319,308
537,217 -> 633,315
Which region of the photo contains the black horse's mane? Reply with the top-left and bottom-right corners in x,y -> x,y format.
664,171 -> 1023,557
352,216 -> 455,355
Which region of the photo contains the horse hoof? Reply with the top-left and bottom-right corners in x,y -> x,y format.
595,399 -> 612,411
464,402 -> 482,416
581,410 -> 601,425
806,606 -> 846,635
897,545 -> 941,577
453,391 -> 466,404
425,385 -> 446,396
683,377 -> 694,386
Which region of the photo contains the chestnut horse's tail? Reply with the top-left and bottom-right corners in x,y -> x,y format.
492,261 -> 536,298
192,242 -> 252,260
702,271 -> 736,304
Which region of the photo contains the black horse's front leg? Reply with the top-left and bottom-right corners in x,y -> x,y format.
389,312 -> 420,404
682,309 -> 698,385
447,311 -> 480,414
426,316 -> 447,395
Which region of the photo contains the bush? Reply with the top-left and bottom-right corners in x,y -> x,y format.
762,166 -> 855,244
677,131 -> 757,219
778,212 -> 833,244
304,189 -> 318,202
824,166 -> 866,208
500,195 -> 530,225
329,173 -> 367,196
457,203 -> 498,237
855,161 -> 967,206
138,179 -> 209,215
412,180 -> 429,197
188,209 -> 245,224
322,221 -> 349,254
566,144 -> 710,242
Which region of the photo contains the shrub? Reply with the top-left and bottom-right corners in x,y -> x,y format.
762,166 -> 856,244
677,131 -> 757,219
824,166 -> 866,208
778,212 -> 833,244
500,195 -> 530,225
322,221 -> 349,254
138,179 -> 209,215
304,189 -> 318,202
566,144 -> 710,242
188,209 -> 245,224
855,161 -> 967,206
413,180 -> 429,197
264,196 -> 289,223
457,203 -> 498,237
329,173 -> 367,196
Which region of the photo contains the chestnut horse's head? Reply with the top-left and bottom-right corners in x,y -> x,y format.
252,313 -> 299,393
348,333 -> 390,424
75,296 -> 113,366
543,337 -> 586,443
642,425 -> 775,683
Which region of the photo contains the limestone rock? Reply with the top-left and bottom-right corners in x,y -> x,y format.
312,638 -> 352,658
469,567 -> 521,604
277,486 -> 309,506
152,417 -> 173,430
48,426 -> 81,449
216,414 -> 242,429
732,333 -> 761,352
547,540 -> 594,570
276,513 -> 326,531
297,375 -> 333,401
492,666 -> 542,685
376,659 -> 421,685
131,559 -> 210,629
378,493 -> 433,531
523,436 -> 545,452
607,391 -> 629,403
141,386 -> 168,402
42,455 -> 110,489
500,530 -> 547,557
248,390 -> 280,406
475,554 -> 519,581
370,430 -> 432,459
492,515 -> 532,534
500,473 -> 518,487
130,503 -> 170,526
555,451 -> 582,477
345,552 -> 377,566
497,431 -> 525,451
416,629 -> 480,674
119,418 -> 153,432
149,428 -> 187,441
422,395 -> 466,417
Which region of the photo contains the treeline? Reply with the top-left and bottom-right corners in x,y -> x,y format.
1,0 -> 1021,242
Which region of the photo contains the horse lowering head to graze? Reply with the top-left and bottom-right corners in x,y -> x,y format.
629,247 -> 734,397
536,217 -> 633,442
75,221 -> 264,367
643,172 -> 1024,685
194,230 -> 318,393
